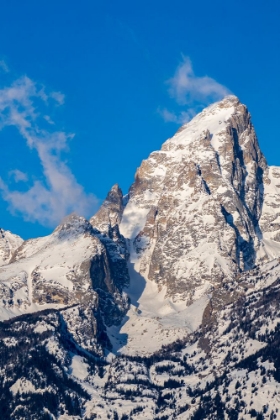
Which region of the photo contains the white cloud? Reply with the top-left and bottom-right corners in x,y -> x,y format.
0,76 -> 98,227
168,56 -> 230,104
161,56 -> 231,124
158,107 -> 195,124
44,115 -> 55,125
50,91 -> 65,105
0,60 -> 9,73
9,170 -> 28,183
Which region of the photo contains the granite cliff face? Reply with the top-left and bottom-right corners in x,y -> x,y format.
120,96 -> 280,304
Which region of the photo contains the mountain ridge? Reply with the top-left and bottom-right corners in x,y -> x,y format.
1,96 -> 280,419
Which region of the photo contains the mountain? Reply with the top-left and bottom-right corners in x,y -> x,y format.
121,95 -> 279,292
1,96 -> 280,419
112,95 -> 280,355
0,213 -> 129,347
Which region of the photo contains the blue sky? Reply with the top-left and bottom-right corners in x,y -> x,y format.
0,0 -> 279,238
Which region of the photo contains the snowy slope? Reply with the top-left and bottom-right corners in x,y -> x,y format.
0,215 -> 99,320
0,214 -> 128,324
86,259 -> 280,419
2,257 -> 280,419
107,262 -> 210,355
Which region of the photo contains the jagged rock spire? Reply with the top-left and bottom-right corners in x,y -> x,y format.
90,184 -> 124,234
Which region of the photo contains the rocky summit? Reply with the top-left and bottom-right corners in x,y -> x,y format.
1,96 -> 280,419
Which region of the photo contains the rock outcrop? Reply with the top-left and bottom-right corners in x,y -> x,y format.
0,228 -> 23,266
90,184 -> 124,235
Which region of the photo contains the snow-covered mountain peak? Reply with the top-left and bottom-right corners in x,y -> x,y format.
163,95 -> 245,152
53,212 -> 92,239
0,228 -> 23,266
120,96 -> 273,307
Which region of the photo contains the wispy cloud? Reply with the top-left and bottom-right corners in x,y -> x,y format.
0,60 -> 9,73
161,55 -> 231,124
9,170 -> 28,183
44,115 -> 55,125
0,76 -> 98,227
168,56 -> 230,104
50,90 -> 65,105
158,107 -> 196,124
